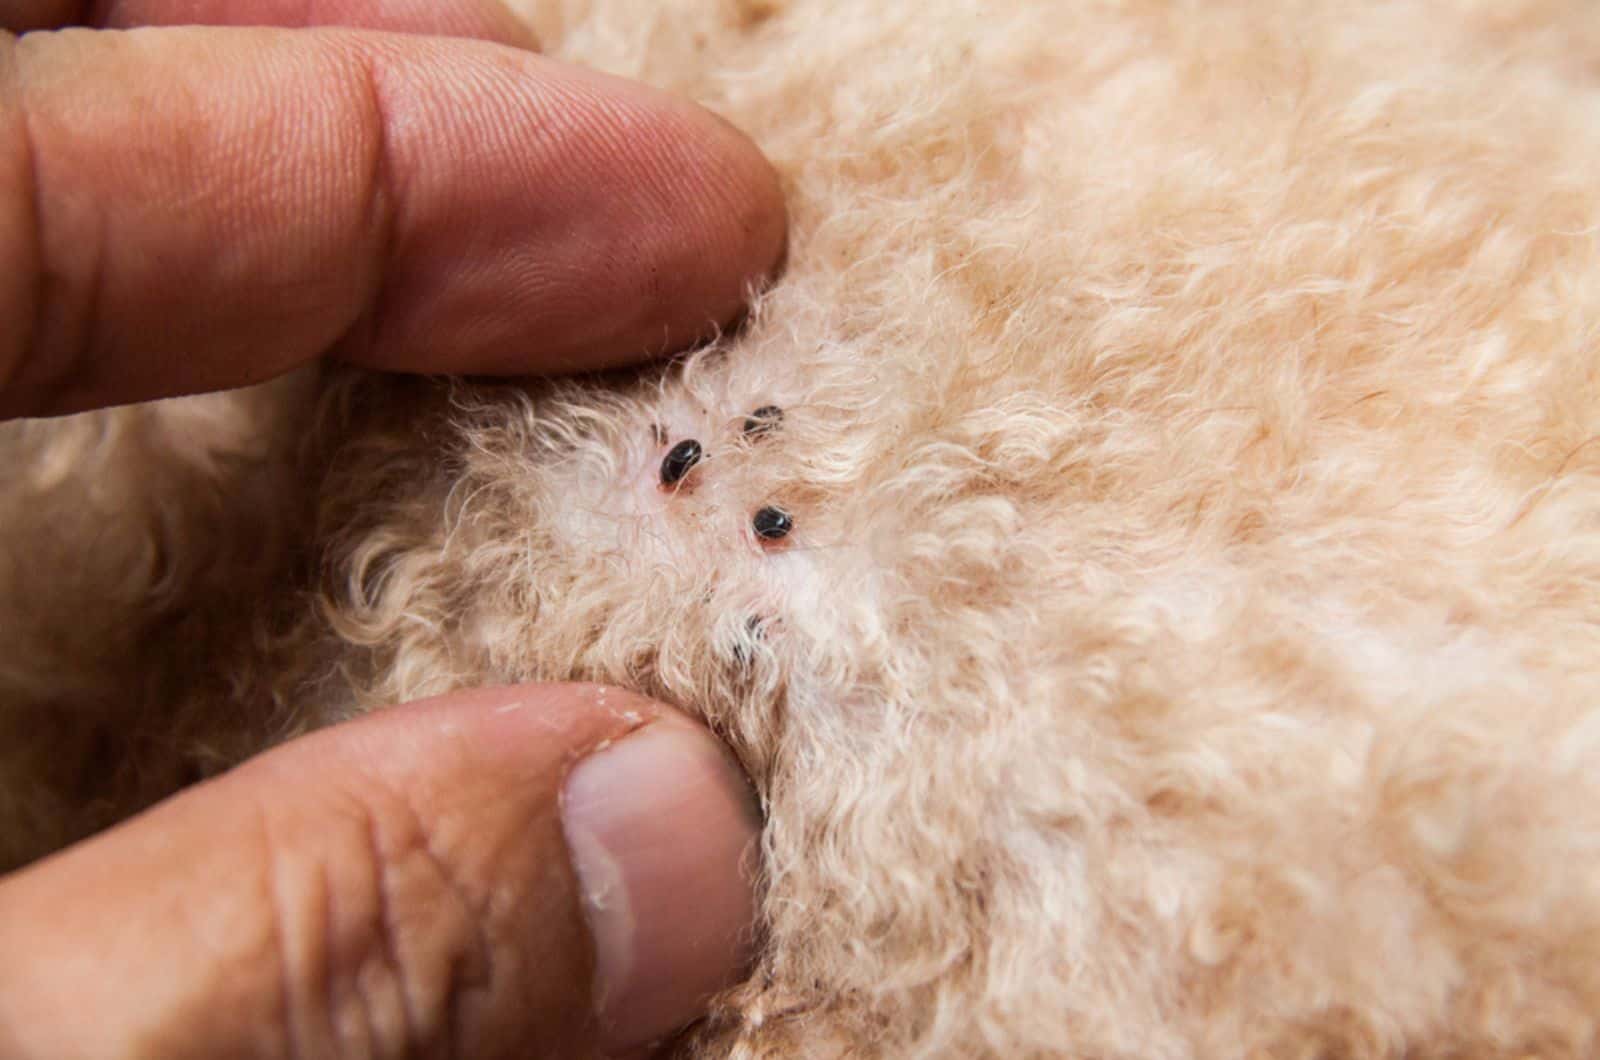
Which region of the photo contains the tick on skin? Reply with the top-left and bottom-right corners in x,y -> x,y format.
731,615 -> 767,669
744,405 -> 784,438
660,439 -> 703,487
753,505 -> 793,540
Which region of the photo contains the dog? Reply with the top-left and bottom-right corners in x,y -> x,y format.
7,1 -> 1600,1055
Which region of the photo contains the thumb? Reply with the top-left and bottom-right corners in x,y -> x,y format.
0,684 -> 762,1059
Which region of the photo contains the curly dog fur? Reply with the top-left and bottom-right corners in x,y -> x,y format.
7,1 -> 1600,1055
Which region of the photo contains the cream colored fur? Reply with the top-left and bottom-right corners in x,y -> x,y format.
7,0 -> 1600,1055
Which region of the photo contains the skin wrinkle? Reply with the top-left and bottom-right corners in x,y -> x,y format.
73,158 -> 106,404
360,797 -> 431,1058
259,799 -> 304,1060
393,791 -> 498,1060
329,45 -> 397,367
355,813 -> 398,1056
0,35 -> 43,399
251,763 -> 502,1060
319,854 -> 360,1060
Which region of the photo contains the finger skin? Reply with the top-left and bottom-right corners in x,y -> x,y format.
90,0 -> 539,47
0,26 -> 786,417
4,0 -> 537,44
0,685 -> 718,1059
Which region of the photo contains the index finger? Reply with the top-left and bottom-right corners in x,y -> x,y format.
0,26 -> 786,417
5,0 -> 537,43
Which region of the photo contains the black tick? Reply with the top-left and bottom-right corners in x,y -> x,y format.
660,439 -> 703,486
753,506 -> 793,540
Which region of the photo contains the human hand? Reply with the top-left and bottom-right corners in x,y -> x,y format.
0,0 -> 785,416
0,2 -> 784,1056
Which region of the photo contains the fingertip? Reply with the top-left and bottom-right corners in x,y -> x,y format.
650,95 -> 789,354
341,684 -> 766,1053
334,45 -> 789,376
561,715 -> 764,1054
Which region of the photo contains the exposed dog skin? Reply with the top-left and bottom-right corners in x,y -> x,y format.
7,2 -> 1600,1055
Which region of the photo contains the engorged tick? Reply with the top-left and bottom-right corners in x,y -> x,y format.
743,405 -> 784,438
753,505 -> 793,540
660,439 -> 703,486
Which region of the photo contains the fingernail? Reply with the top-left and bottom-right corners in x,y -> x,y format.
561,720 -> 763,1054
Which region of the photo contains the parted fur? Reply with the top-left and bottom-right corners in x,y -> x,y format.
8,1 -> 1600,1055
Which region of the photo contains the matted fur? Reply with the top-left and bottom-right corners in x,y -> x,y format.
6,1 -> 1600,1055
